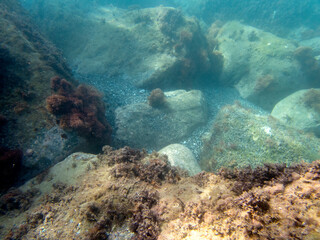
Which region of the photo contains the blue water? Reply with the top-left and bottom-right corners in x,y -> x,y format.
16,0 -> 319,154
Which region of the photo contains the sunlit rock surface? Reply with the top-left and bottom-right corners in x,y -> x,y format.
115,90 -> 207,149
1,147 -> 320,239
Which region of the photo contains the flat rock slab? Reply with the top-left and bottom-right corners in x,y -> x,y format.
115,90 -> 207,149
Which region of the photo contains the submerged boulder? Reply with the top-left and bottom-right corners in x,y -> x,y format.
115,90 -> 207,149
29,5 -> 221,89
200,103 -> 320,172
209,21 -> 309,110
159,144 -> 201,176
271,89 -> 320,137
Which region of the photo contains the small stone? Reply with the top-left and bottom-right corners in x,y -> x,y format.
26,149 -> 34,157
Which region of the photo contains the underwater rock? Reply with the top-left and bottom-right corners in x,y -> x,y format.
300,37 -> 320,55
200,103 -> 320,172
159,144 -> 201,176
210,21 -> 308,110
46,76 -> 112,146
1,147 -> 320,239
20,152 -> 99,195
293,46 -> 320,86
115,90 -> 207,149
30,5 -> 219,89
271,89 -> 320,137
0,0 -> 85,183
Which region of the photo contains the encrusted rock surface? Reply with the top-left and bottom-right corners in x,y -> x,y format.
1,147 -> 320,239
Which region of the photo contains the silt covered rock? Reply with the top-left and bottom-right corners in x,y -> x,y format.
200,103 -> 320,172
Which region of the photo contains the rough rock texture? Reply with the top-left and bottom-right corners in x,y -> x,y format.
200,103 -> 320,172
158,144 -> 201,176
0,0 -> 87,182
26,5 -> 221,89
209,21 -> 309,110
115,90 -> 207,149
1,147 -> 320,239
271,89 -> 320,137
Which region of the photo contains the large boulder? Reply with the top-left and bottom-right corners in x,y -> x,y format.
0,0 -> 88,182
200,103 -> 320,172
115,90 -> 207,149
271,89 -> 320,137
209,21 -> 309,110
29,5 -> 220,89
159,144 -> 201,176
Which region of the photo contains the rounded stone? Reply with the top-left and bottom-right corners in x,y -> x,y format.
159,144 -> 201,176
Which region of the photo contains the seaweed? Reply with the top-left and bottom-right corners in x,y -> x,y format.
46,76 -> 112,145
99,146 -> 181,185
219,163 -> 305,195
129,190 -> 160,240
147,88 -> 167,108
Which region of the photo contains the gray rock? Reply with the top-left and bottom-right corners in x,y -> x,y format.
210,21 -> 308,110
115,90 -> 207,149
159,144 -> 201,176
300,37 -> 320,55
200,103 -> 320,172
271,89 -> 320,136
